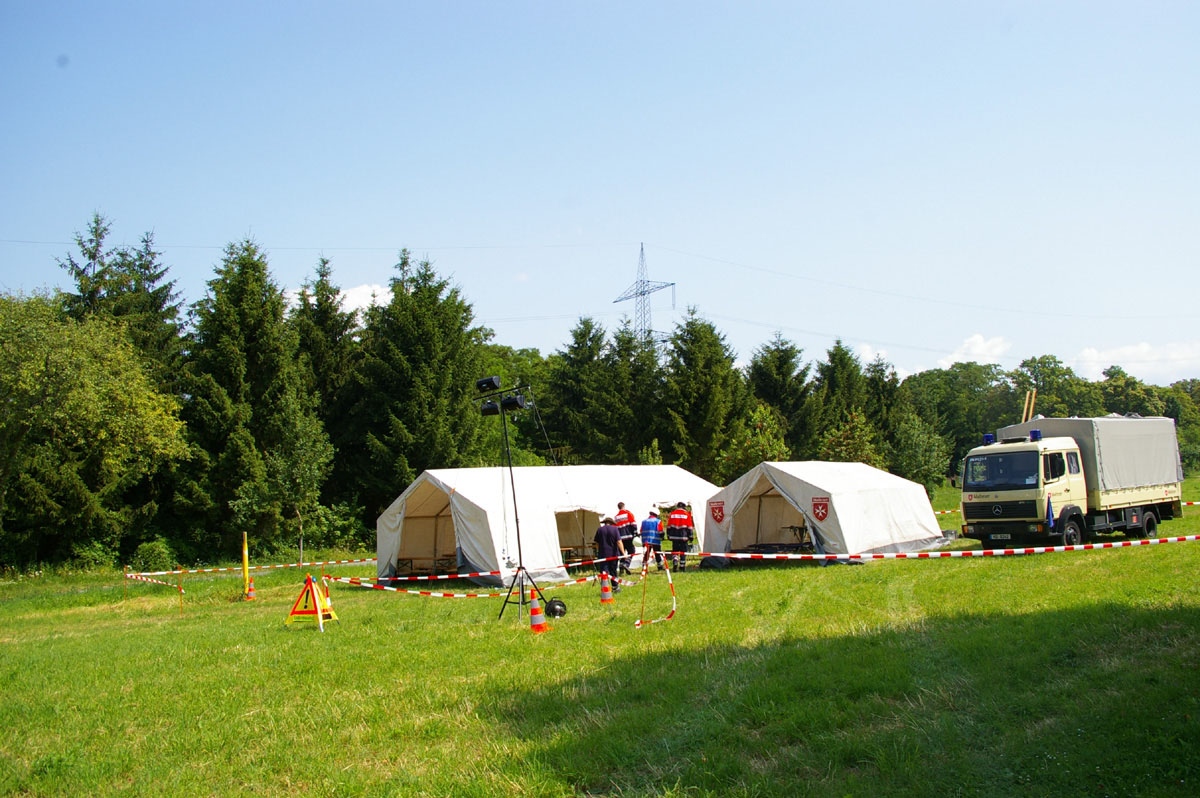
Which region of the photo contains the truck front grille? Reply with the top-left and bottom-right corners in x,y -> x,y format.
963,500 -> 1038,520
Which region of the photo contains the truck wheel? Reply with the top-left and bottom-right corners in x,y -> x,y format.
1142,513 -> 1158,539
1059,519 -> 1082,547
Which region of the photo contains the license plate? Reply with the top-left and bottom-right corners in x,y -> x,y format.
991,534 -> 1011,540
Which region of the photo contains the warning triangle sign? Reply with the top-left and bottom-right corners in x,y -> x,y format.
285,574 -> 338,631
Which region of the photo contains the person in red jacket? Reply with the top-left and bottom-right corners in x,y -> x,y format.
665,502 -> 695,571
614,501 -> 637,575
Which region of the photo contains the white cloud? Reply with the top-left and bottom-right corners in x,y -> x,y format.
341,283 -> 386,314
284,283 -> 385,316
853,343 -> 912,380
1074,341 -> 1200,385
938,334 -> 1012,369
854,342 -> 887,364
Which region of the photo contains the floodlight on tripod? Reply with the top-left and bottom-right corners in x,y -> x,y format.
474,376 -> 547,620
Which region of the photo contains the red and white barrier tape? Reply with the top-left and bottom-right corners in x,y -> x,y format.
682,534 -> 1200,561
540,571 -> 645,591
133,556 -> 377,578
327,575 -> 503,599
376,568 -> 505,583
561,551 -> 686,570
538,574 -> 599,592
125,573 -> 181,591
636,559 -> 677,628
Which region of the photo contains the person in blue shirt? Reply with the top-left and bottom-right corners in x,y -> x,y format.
639,510 -> 664,571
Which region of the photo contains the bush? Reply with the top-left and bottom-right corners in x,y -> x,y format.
303,503 -> 373,550
70,540 -> 116,570
131,539 -> 175,573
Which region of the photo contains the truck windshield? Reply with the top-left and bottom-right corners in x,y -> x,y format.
963,451 -> 1040,492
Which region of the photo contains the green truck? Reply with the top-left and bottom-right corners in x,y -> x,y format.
960,415 -> 1183,548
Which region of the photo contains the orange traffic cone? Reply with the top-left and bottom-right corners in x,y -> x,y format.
245,576 -> 256,601
599,571 -> 615,604
528,588 -> 550,634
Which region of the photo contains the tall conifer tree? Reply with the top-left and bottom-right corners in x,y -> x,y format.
338,252 -> 487,519
292,258 -> 359,418
291,258 -> 361,505
59,213 -> 184,388
747,333 -> 812,457
663,308 -> 746,482
541,318 -> 611,464
602,321 -> 667,464
175,240 -> 331,556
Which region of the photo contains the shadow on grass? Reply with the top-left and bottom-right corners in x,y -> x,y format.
483,603 -> 1200,797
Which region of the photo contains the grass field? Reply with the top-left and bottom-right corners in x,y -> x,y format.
3,484 -> 1199,796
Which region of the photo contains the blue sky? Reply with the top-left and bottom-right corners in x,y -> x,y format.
3,2 -> 1198,385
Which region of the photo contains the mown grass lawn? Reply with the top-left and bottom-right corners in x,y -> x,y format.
2,495 -> 1199,796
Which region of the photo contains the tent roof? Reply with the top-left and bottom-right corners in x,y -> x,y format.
381,464 -> 717,520
749,461 -> 921,493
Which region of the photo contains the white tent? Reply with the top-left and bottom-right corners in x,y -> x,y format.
377,465 -> 718,585
704,462 -> 943,555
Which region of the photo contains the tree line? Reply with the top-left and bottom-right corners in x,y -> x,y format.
3,215 -> 1198,568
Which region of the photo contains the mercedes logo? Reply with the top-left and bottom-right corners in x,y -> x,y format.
992,505 -> 1003,516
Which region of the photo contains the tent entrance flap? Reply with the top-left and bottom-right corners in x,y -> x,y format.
396,498 -> 458,573
733,492 -> 808,549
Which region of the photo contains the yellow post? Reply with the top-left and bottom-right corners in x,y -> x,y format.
242,529 -> 250,599
123,565 -> 128,601
178,566 -> 184,618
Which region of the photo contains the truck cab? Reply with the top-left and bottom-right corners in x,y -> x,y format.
961,432 -> 1087,546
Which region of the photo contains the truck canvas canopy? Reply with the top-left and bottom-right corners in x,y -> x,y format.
997,416 -> 1183,493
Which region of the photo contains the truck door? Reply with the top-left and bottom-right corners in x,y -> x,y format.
1042,450 -> 1083,515
1062,450 -> 1085,508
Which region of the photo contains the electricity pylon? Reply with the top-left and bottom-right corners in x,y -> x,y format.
613,243 -> 675,341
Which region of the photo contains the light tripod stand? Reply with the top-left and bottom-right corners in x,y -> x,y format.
475,377 -> 548,621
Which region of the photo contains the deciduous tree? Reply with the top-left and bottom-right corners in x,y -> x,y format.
717,401 -> 790,484
0,294 -> 186,564
817,409 -> 885,469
